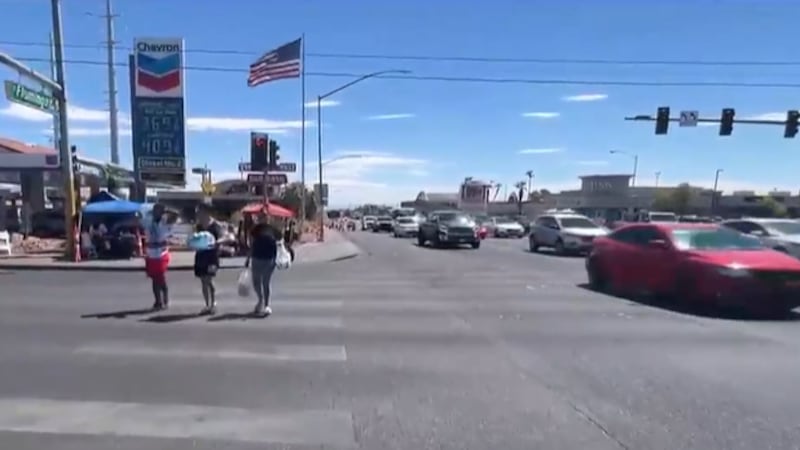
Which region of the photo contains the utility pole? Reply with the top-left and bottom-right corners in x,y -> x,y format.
655,171 -> 661,188
712,169 -> 723,215
103,0 -> 120,164
51,0 -> 77,259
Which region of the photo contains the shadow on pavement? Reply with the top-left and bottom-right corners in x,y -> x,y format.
81,308 -> 156,319
525,248 -> 585,258
207,312 -> 269,322
577,283 -> 800,322
414,243 -> 474,251
140,312 -> 205,323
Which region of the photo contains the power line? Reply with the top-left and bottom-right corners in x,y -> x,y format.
6,55 -> 800,89
2,39 -> 800,67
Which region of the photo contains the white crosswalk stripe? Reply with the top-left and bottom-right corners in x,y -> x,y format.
0,260 -> 618,448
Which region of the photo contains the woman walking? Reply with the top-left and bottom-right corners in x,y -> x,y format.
247,210 -> 278,317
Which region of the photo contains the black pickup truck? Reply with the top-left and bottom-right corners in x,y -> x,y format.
417,210 -> 480,249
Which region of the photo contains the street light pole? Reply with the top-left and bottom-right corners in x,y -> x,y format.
655,171 -> 661,187
712,168 -> 724,215
104,0 -> 120,165
609,150 -> 639,187
315,69 -> 410,242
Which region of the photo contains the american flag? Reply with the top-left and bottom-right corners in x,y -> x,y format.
248,38 -> 302,87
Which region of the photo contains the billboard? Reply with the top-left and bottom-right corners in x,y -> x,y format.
131,38 -> 187,185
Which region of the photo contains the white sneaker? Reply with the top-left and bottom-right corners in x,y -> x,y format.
263,306 -> 272,316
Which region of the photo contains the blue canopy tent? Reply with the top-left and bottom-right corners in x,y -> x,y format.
82,200 -> 143,215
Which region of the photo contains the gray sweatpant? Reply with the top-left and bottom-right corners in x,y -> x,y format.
250,258 -> 276,305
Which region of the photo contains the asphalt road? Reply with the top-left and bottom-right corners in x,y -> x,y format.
2,232 -> 800,449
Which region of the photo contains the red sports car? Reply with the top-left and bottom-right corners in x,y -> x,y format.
585,222 -> 800,315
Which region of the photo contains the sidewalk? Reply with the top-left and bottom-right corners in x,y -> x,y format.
0,230 -> 360,271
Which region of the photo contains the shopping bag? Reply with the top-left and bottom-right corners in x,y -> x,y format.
237,269 -> 251,297
276,241 -> 292,270
187,231 -> 216,251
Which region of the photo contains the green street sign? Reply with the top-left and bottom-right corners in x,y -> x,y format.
3,80 -> 56,113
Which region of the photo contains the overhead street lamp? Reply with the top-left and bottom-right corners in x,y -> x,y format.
609,150 -> 639,187
315,69 -> 411,241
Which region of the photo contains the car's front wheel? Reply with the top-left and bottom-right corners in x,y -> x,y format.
471,240 -> 480,249
417,234 -> 426,246
529,236 -> 539,253
586,258 -> 608,292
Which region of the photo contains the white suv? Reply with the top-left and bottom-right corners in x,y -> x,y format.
529,213 -> 609,255
721,218 -> 800,259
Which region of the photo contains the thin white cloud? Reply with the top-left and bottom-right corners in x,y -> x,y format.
575,160 -> 609,166
0,103 -> 309,134
304,99 -> 340,108
42,127 -> 133,137
408,168 -> 429,177
697,111 -> 786,128
364,113 -> 415,121
521,112 -> 560,119
562,94 -> 608,102
185,117 -> 304,132
518,148 -> 563,155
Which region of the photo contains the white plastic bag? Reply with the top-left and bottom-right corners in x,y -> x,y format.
237,269 -> 251,297
276,241 -> 292,270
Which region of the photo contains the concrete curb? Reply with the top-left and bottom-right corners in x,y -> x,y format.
0,236 -> 362,271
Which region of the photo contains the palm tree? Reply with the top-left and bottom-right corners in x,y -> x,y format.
525,170 -> 534,195
514,181 -> 526,215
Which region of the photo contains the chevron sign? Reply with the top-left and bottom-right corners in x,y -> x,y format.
134,38 -> 184,98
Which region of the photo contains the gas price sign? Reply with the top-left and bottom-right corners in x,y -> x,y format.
132,97 -> 186,184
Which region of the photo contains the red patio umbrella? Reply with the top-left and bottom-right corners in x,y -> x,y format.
240,202 -> 295,218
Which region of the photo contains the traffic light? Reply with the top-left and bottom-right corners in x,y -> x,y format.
785,110 -> 799,138
719,108 -> 735,136
250,132 -> 269,171
655,106 -> 670,135
268,140 -> 280,169
70,145 -> 79,182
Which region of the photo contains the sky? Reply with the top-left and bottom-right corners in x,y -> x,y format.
1,0 -> 800,207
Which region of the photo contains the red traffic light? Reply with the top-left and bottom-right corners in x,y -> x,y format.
255,137 -> 267,148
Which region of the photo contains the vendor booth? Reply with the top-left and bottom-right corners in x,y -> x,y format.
80,198 -> 144,259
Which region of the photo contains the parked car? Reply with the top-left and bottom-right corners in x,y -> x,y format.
418,210 -> 480,249
392,216 -> 419,238
372,216 -> 394,232
484,216 -> 525,238
586,222 -> 800,316
361,216 -> 377,231
529,212 -> 608,255
721,218 -> 800,260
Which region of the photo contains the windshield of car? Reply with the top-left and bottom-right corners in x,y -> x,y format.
671,228 -> 765,251
396,217 -> 415,224
438,213 -> 472,224
558,217 -> 599,229
649,213 -> 677,222
762,221 -> 800,236
494,217 -> 515,224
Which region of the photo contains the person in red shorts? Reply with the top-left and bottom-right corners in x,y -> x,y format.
144,203 -> 172,310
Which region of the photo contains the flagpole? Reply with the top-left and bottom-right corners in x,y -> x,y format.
299,33 -> 306,233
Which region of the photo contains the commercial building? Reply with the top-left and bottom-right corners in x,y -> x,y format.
400,174 -> 800,219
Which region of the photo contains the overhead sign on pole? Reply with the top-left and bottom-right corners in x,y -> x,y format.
4,80 -> 56,113
314,183 -> 329,207
679,110 -> 699,127
276,162 -> 297,173
130,37 -> 187,185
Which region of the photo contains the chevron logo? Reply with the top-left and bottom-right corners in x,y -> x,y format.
136,53 -> 181,93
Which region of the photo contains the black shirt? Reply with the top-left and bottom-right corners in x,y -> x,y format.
250,223 -> 278,260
